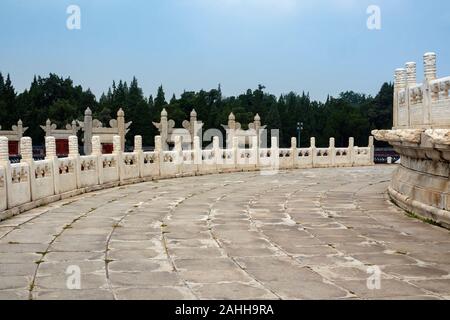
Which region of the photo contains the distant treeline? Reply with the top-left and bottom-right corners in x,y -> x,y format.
0,72 -> 393,147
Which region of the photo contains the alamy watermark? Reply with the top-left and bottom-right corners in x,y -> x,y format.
366,265 -> 381,290
367,5 -> 381,30
66,5 -> 81,30
66,265 -> 81,289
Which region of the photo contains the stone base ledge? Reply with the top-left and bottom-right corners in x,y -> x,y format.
388,185 -> 450,229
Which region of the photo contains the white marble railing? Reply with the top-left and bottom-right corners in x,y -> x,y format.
0,135 -> 374,220
395,53 -> 450,129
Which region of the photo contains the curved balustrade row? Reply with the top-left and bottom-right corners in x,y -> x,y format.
0,135 -> 374,221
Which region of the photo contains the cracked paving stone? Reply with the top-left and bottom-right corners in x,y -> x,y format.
0,166 -> 449,299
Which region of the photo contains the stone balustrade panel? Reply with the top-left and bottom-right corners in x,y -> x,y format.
218,149 -> 235,172
295,148 -> 313,168
79,155 -> 99,187
258,148 -> 273,169
32,159 -> 55,200
101,154 -> 119,184
160,150 -> 179,177
354,147 -> 372,166
237,148 -> 257,171
121,152 -> 140,181
314,148 -> 332,167
8,163 -> 31,208
56,158 -> 77,194
142,151 -> 159,177
335,148 -> 351,166
278,148 -> 293,169
180,150 -> 197,175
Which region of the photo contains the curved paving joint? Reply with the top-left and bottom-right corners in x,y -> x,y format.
0,166 -> 449,300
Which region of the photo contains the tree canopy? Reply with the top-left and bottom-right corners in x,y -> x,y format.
0,72 -> 393,147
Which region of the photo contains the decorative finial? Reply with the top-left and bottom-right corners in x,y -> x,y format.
85,107 -> 92,116
161,108 -> 168,117
117,108 -> 125,117
228,112 -> 235,121
190,109 -> 197,117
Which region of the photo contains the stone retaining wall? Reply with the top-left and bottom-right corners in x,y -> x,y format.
373,129 -> 450,228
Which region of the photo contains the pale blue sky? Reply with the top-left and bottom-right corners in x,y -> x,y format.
1,0 -> 449,101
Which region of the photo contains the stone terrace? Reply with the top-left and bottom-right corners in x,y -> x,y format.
0,166 -> 449,300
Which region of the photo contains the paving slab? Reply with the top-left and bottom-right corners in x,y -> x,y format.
0,166 -> 448,299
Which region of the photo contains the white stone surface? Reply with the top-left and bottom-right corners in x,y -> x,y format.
374,51 -> 450,228
0,166 -> 449,300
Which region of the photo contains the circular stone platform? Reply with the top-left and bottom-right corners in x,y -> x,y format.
0,166 -> 449,300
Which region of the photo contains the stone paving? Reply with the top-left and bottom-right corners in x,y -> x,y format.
0,166 -> 449,300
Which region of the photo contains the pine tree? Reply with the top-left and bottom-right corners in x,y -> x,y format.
0,72 -> 4,93
154,85 -> 167,112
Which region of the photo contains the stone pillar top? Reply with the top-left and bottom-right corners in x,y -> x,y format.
83,108 -> 94,155
117,108 -> 126,152
68,136 -> 79,156
395,68 -> 407,89
161,108 -> 168,118
349,137 -> 355,148
20,137 -> 33,162
190,109 -> 197,118
424,52 -> 437,81
254,114 -> 261,130
291,137 -> 297,149
134,135 -> 142,152
0,137 -> 9,163
329,137 -> 335,148
45,136 -> 56,159
405,62 -> 417,86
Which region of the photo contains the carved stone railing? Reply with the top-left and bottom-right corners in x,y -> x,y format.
0,134 -> 374,221
373,51 -> 450,228
394,53 -> 450,129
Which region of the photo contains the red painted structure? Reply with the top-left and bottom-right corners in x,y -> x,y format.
8,141 -> 19,156
102,143 -> 113,154
56,139 -> 69,156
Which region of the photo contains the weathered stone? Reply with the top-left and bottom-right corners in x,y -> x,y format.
373,52 -> 450,227
0,167 -> 448,300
